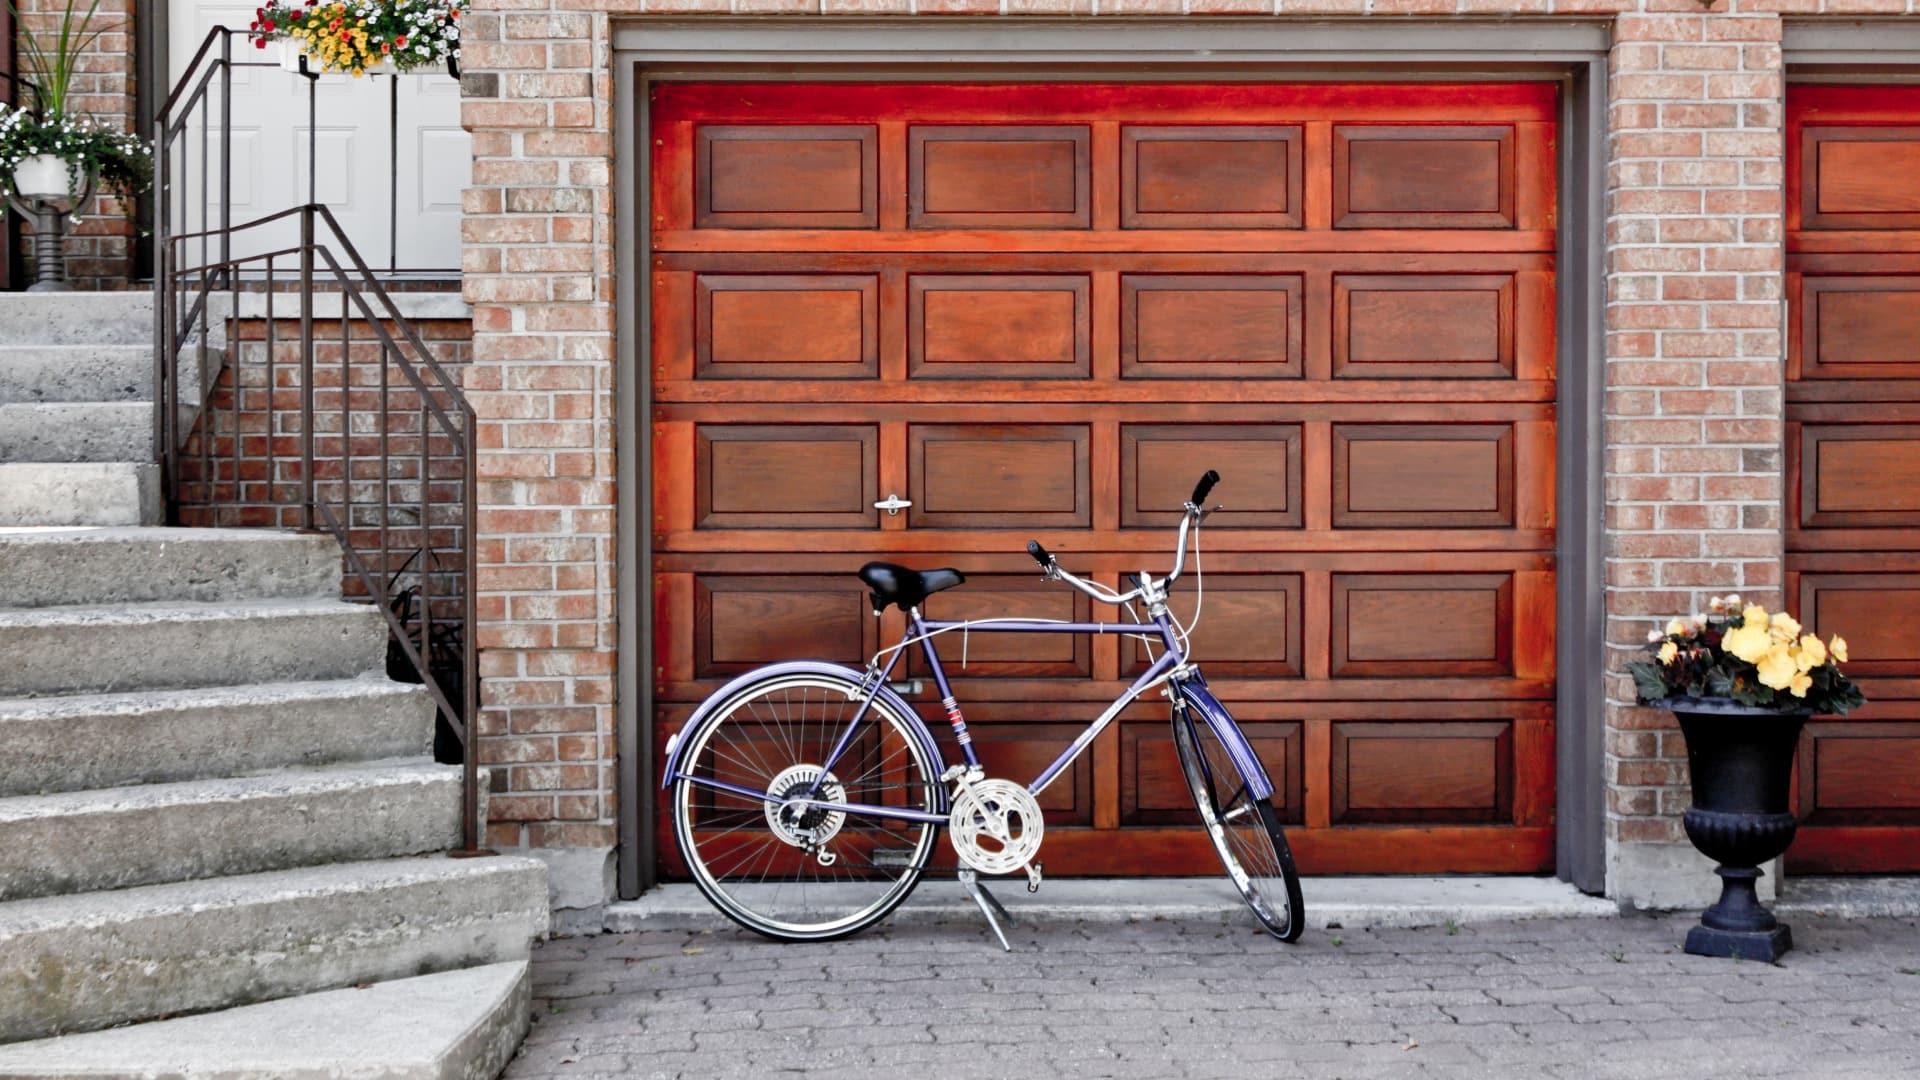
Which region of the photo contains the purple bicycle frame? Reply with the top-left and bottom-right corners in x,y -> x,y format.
663,607 -> 1276,827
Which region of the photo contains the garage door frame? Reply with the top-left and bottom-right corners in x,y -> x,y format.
609,18 -> 1611,900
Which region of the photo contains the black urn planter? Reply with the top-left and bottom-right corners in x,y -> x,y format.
1668,696 -> 1812,962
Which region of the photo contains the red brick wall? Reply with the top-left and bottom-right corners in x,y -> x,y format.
11,0 -> 138,288
452,1 -> 1852,904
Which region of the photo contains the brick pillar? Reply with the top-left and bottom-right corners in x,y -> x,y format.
461,5 -> 620,923
1602,13 -> 1787,908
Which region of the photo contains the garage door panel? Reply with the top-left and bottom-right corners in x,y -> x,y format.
691,574 -> 878,676
910,125 -> 1090,229
1330,720 -> 1514,824
908,423 -> 1090,529
1333,124 -> 1515,229
1800,125 -> 1920,230
696,124 -> 878,229
1333,423 -> 1516,529
1799,722 -> 1920,823
1331,572 -> 1514,678
1335,273 -> 1515,379
911,573 -> 1093,679
651,81 -> 1557,877
1120,423 -> 1303,530
694,424 -> 878,530
1120,274 -> 1304,379
1798,572 -> 1920,676
908,274 -> 1091,379
1120,125 -> 1303,229
1122,719 -> 1304,826
1799,424 -> 1920,527
1125,573 -> 1305,679
696,273 -> 879,380
1798,275 -> 1920,380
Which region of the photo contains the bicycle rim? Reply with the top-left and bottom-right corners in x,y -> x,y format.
1172,702 -> 1305,942
672,674 -> 941,942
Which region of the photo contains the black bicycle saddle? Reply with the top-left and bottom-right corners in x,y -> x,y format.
857,562 -> 966,613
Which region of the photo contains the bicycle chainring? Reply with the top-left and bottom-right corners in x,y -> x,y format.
947,776 -> 1045,876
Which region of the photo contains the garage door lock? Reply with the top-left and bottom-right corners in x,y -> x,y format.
874,494 -> 912,516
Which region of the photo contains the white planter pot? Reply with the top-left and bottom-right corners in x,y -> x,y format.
11,154 -> 75,201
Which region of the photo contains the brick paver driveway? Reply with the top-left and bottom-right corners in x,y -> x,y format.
504,914 -> 1920,1079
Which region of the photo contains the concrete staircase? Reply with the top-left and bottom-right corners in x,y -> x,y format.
0,295 -> 546,1078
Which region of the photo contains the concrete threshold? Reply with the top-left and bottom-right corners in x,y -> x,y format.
605,876 -> 1619,934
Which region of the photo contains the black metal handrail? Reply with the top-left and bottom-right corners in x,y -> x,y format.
155,28 -> 485,854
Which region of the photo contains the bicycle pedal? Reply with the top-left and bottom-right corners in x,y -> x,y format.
1026,862 -> 1044,893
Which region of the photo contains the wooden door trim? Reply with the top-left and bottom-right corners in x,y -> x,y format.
611,31 -> 1610,901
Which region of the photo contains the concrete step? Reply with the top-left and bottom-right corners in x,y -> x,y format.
0,463 -> 159,526
0,527 -> 341,609
0,598 -> 386,697
0,292 -> 153,347
0,346 -> 153,405
0,961 -> 531,1080
0,677 -> 433,796
0,402 -> 151,463
0,759 -> 461,902
0,855 -> 547,1042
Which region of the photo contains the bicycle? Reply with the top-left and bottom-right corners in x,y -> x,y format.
662,469 -> 1305,946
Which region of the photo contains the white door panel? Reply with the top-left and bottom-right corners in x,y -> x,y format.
169,2 -> 466,271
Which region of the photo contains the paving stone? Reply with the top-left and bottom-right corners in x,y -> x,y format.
503,914 -> 1920,1080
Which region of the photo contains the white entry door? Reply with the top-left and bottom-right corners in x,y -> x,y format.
168,3 -> 469,271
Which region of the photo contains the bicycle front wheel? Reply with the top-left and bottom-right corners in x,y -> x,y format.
1172,695 -> 1305,941
671,672 -> 942,942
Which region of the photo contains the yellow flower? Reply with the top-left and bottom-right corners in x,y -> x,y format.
1666,617 -> 1689,638
1770,611 -> 1802,642
1658,641 -> 1679,665
1756,645 -> 1798,691
1796,634 -> 1827,671
1790,671 -> 1813,698
1743,604 -> 1768,628
1723,622 -> 1773,664
1830,635 -> 1849,664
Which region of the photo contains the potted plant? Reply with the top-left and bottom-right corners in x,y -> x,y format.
1630,597 -> 1865,961
0,105 -> 151,208
250,2 -> 463,78
0,1 -> 152,289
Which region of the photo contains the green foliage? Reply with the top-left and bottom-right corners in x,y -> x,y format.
8,0 -> 110,119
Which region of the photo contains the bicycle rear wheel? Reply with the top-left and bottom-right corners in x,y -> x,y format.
1172,695 -> 1305,941
671,672 -> 942,942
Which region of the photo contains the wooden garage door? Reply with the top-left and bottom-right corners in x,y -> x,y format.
648,83 -> 1558,877
1786,86 -> 1920,873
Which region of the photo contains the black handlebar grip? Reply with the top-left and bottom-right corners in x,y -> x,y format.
1191,469 -> 1221,506
1027,540 -> 1054,567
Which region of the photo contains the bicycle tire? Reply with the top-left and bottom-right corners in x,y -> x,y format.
671,672 -> 942,942
1172,696 -> 1306,942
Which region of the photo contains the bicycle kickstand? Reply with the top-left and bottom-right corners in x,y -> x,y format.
957,869 -> 1015,952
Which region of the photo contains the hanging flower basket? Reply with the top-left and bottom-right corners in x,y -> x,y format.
1630,598 -> 1866,962
253,2 -> 461,78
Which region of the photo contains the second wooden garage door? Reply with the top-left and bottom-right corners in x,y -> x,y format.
649,82 -> 1559,876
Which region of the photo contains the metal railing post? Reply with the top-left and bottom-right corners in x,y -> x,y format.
299,205 -> 316,528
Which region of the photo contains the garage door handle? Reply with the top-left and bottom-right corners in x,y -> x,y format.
874,494 -> 912,515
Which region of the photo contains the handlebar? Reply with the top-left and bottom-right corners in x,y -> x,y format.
1026,470 -> 1217,606
1191,469 -> 1219,506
